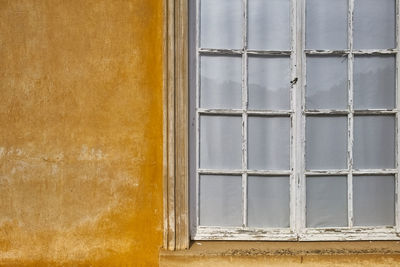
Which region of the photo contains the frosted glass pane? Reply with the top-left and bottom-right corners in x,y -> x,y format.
200,116 -> 242,169
306,0 -> 347,49
306,56 -> 348,109
248,56 -> 290,110
306,176 -> 348,228
248,117 -> 290,170
248,0 -> 290,50
354,56 -> 395,109
200,56 -> 242,109
354,176 -> 395,226
248,176 -> 290,228
354,0 -> 395,49
200,175 -> 242,226
201,0 -> 242,49
306,117 -> 347,170
354,116 -> 395,169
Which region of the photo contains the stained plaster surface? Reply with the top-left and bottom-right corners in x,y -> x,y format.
0,0 -> 163,266
160,241 -> 400,266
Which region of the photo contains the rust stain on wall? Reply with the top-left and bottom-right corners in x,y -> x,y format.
0,0 -> 163,265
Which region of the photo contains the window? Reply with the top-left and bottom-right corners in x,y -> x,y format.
189,0 -> 400,241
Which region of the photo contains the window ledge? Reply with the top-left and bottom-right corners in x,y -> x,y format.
160,241 -> 400,266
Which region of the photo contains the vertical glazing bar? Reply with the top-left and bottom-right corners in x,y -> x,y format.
290,0 -> 297,233
195,0 -> 200,229
347,0 -> 355,228
298,0 -> 306,233
242,0 -> 248,228
396,0 -> 400,232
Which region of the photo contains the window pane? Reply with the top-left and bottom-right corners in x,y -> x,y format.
200,116 -> 242,169
354,176 -> 395,226
354,0 -> 395,49
200,0 -> 242,49
353,116 -> 395,169
200,56 -> 242,109
248,117 -> 290,170
200,175 -> 242,226
306,0 -> 348,49
248,56 -> 290,110
248,176 -> 290,228
248,0 -> 290,50
354,56 -> 395,109
306,56 -> 348,109
306,116 -> 347,170
306,176 -> 348,228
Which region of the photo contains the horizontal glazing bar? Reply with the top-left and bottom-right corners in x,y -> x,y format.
198,109 -> 242,115
353,110 -> 398,115
248,110 -> 293,116
304,109 -> 397,115
305,170 -> 349,176
198,108 -> 293,116
305,49 -> 398,55
247,50 -> 292,56
305,50 -> 349,55
198,48 -> 293,56
198,169 -> 292,176
199,48 -> 243,55
193,226 -> 297,241
352,49 -> 398,55
352,169 -> 398,175
194,227 -> 400,241
305,110 -> 349,115
305,169 -> 398,176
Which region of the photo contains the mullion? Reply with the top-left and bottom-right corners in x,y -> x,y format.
347,0 -> 355,228
241,0 -> 248,228
396,0 -> 400,232
195,0 -> 201,231
289,0 -> 298,232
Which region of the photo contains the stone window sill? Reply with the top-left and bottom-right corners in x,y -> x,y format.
160,241 -> 400,266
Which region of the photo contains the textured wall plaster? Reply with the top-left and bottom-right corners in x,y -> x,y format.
0,0 -> 163,265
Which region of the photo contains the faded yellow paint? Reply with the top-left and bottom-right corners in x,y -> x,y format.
0,0 -> 163,266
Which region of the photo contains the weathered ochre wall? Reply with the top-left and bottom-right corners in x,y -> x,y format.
0,0 -> 163,265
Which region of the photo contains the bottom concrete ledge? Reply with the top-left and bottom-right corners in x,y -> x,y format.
160,241 -> 400,266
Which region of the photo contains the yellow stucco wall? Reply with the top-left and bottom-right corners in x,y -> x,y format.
0,0 -> 163,265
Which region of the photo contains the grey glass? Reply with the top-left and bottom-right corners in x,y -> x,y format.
306,0 -> 348,49
248,176 -> 290,228
354,56 -> 396,109
248,0 -> 290,50
354,176 -> 395,226
306,56 -> 348,109
248,117 -> 290,170
306,116 -> 347,170
248,56 -> 290,110
306,176 -> 348,228
199,175 -> 242,226
354,0 -> 395,49
200,56 -> 242,109
353,116 -> 395,169
200,116 -> 242,169
200,0 -> 242,49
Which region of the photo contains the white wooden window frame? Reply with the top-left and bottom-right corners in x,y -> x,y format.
189,0 -> 400,241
